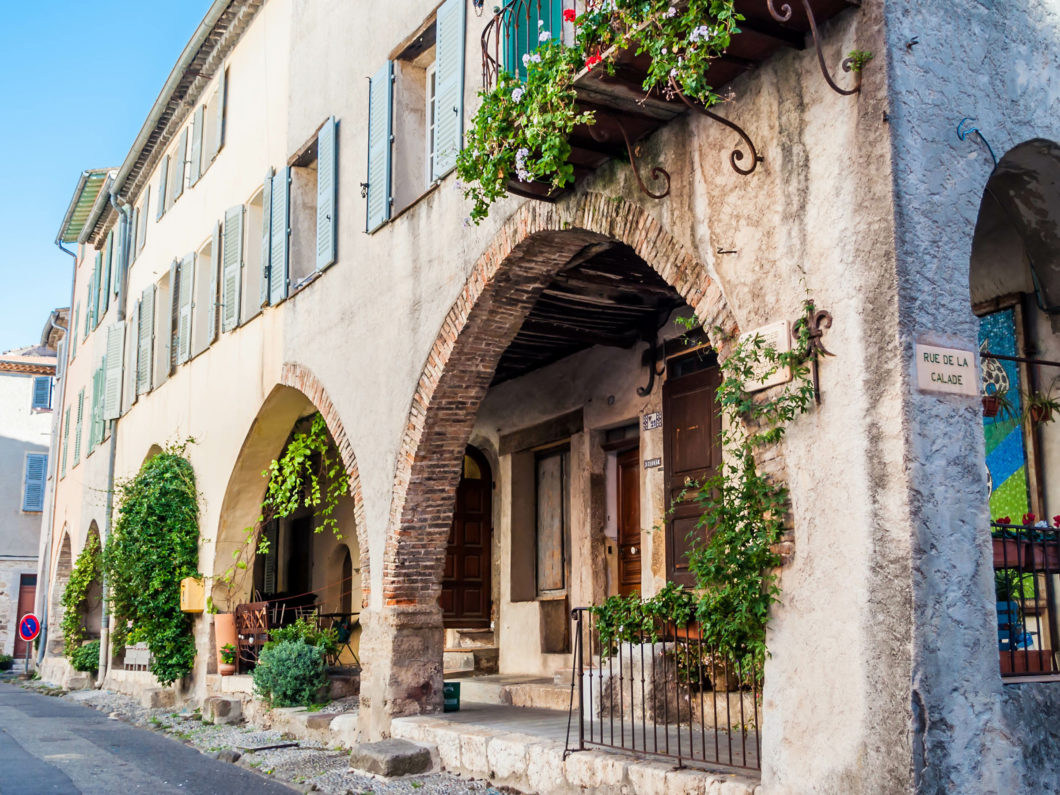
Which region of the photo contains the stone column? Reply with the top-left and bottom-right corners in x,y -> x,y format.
356,604 -> 444,741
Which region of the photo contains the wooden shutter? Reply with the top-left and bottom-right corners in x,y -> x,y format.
104,322 -> 125,420
73,388 -> 84,463
156,156 -> 169,219
269,168 -> 289,305
113,212 -> 127,297
128,300 -> 140,406
212,68 -> 228,159
171,128 -> 189,203
366,61 -> 394,232
22,454 -> 47,512
130,206 -> 140,258
89,253 -> 101,330
136,284 -> 155,395
31,376 -> 51,410
71,304 -> 79,358
88,366 -> 99,451
138,194 -> 150,253
209,222 -> 221,342
189,105 -> 205,185
434,0 -> 465,178
316,117 -> 338,271
222,205 -> 244,332
61,408 -> 70,477
260,169 -> 273,306
177,252 -> 195,363
102,231 -> 113,315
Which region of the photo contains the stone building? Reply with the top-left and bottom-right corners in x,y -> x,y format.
34,0 -> 1060,791
0,314 -> 62,659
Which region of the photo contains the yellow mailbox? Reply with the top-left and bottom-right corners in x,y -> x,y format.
180,576 -> 205,613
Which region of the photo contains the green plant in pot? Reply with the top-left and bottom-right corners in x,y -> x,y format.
218,642 -> 237,676
982,385 -> 1017,421
1024,386 -> 1060,425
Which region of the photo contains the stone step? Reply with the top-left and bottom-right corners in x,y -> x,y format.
443,646 -> 499,675
451,627 -> 496,648
456,676 -> 572,711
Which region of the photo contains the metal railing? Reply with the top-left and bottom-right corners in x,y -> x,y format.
481,0 -> 576,90
993,521 -> 1060,677
566,607 -> 761,771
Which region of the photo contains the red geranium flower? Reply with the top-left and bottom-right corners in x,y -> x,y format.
563,8 -> 577,23
1023,513 -> 1037,525
585,52 -> 603,69
1053,515 -> 1060,528
997,516 -> 1011,525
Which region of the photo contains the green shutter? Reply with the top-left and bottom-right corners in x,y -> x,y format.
316,117 -> 338,271
269,168 -> 290,304
73,388 -> 84,463
260,169 -> 273,307
136,285 -> 155,395
130,206 -> 140,261
366,61 -> 394,232
214,67 -> 227,156
113,212 -> 127,297
71,304 -> 79,358
129,300 -> 140,405
190,105 -> 205,185
22,454 -> 47,512
89,253 -> 101,330
61,407 -> 70,477
104,322 -> 125,420
433,0 -> 465,178
177,252 -> 195,363
102,231 -> 113,315
156,158 -> 169,219
222,205 -> 244,332
171,128 -> 189,203
208,222 -> 221,342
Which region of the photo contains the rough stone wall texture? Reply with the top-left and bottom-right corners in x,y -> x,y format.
884,0 -> 1060,791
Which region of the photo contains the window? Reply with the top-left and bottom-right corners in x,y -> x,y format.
154,271 -> 172,387
22,453 -> 47,512
73,388 -> 85,465
221,205 -> 244,333
134,284 -> 156,397
156,155 -> 170,220
70,303 -> 79,360
31,376 -> 52,410
60,407 -> 70,477
167,130 -> 188,210
243,189 -> 265,322
170,252 -> 195,367
366,0 -> 464,231
535,446 -> 570,596
192,232 -> 217,357
504,0 -> 564,81
133,192 -> 150,260
202,67 -> 228,170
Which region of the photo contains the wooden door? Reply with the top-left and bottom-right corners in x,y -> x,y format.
617,447 -> 642,596
663,363 -> 722,585
441,447 -> 493,628
13,574 -> 36,658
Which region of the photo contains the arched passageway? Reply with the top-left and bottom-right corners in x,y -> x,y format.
47,530 -> 73,656
360,195 -> 739,735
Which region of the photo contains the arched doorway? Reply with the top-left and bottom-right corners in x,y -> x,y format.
442,446 -> 493,628
47,531 -> 72,656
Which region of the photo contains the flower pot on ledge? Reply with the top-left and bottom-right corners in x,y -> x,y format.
993,537 -> 1033,569
215,612 -> 237,676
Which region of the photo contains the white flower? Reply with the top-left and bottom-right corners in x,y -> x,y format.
529,53 -> 542,64
666,5 -> 677,17
511,87 -> 524,102
522,53 -> 531,66
538,19 -> 544,26
661,47 -> 668,54
539,30 -> 551,42
690,25 -> 712,42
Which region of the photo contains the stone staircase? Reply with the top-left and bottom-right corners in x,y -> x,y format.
443,627 -> 499,675
449,673 -> 573,712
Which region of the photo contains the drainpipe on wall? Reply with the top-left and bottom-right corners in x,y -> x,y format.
36,242 -> 78,667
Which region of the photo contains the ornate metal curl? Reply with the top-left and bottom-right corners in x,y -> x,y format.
607,115 -> 671,200
792,307 -> 834,404
637,332 -> 667,397
768,0 -> 861,96
767,0 -> 793,22
673,84 -> 763,176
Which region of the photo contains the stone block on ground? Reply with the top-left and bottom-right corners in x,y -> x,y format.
202,696 -> 243,725
349,738 -> 432,777
140,688 -> 176,709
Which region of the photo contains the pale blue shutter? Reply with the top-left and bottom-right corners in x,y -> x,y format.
222,206 -> 244,332
316,117 -> 338,271
113,212 -> 127,297
171,128 -> 189,203
22,454 -> 46,512
138,194 -> 150,254
136,285 -> 155,395
128,300 -> 140,406
190,105 -> 205,185
269,168 -> 290,304
104,322 -> 125,420
260,169 -> 273,306
213,68 -> 228,157
31,376 -> 51,410
434,0 -> 465,178
73,388 -> 84,463
89,253 -> 101,330
71,304 -> 79,358
61,408 -> 70,477
366,61 -> 394,232
156,157 -> 169,219
208,222 -> 221,342
177,252 -> 194,363
102,231 -> 113,315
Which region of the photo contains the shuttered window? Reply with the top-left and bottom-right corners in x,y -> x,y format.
137,194 -> 150,256
101,231 -> 113,316
221,205 -> 244,332
171,128 -> 189,205
189,105 -> 205,185
128,300 -> 140,406
89,253 -> 101,331
113,212 -> 127,298
260,169 -> 274,307
433,0 -> 465,179
136,285 -> 155,395
70,304 -> 79,359
176,253 -> 195,363
104,322 -> 125,420
316,117 -> 338,271
204,68 -> 228,166
269,169 -> 289,305
31,376 -> 52,410
366,61 -> 394,232
156,155 -> 170,220
73,388 -> 84,464
61,408 -> 70,477
22,454 -> 46,512
208,222 -> 221,342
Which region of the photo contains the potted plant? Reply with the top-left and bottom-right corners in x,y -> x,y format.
219,643 -> 237,676
0,654 -> 12,671
982,386 -> 1016,420
992,518 -> 1033,568
1024,388 -> 1060,424
215,612 -> 238,675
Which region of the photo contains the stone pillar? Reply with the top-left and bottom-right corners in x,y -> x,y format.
356,604 -> 444,741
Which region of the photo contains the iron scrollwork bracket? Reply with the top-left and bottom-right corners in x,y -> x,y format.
671,81 -> 763,176
637,333 -> 667,397
589,112 -> 671,200
792,307 -> 834,404
767,0 -> 862,97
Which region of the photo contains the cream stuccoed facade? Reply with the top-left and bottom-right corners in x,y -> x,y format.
36,0 -> 1060,791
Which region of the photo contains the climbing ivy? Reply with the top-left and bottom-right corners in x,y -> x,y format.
60,531 -> 102,659
103,442 -> 199,686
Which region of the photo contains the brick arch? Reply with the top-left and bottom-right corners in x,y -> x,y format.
382,194 -> 738,607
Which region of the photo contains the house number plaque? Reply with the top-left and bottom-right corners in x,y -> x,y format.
642,412 -> 662,430
644,457 -> 662,469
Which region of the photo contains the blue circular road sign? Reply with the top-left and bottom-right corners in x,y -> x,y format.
18,613 -> 40,642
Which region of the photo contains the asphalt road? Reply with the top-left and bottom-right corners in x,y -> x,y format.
0,683 -> 295,794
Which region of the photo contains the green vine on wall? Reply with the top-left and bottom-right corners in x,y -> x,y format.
103,441 -> 200,686
60,531 -> 102,659
592,303 -> 816,678
217,413 -> 349,603
457,1 -> 740,222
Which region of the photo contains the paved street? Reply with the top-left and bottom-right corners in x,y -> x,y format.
0,683 -> 294,794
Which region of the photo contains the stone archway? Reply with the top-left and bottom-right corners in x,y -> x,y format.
211,364 -> 368,611
360,194 -> 738,736
47,529 -> 73,657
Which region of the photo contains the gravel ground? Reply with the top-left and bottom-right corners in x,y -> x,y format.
22,681 -> 500,795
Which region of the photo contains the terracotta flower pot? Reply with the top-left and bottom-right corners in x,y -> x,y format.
215,613 -> 237,675
982,395 -> 1001,418
993,537 -> 1033,569
1029,404 -> 1053,424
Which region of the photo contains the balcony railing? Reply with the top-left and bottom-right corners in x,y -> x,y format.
565,607 -> 761,771
993,522 -> 1060,677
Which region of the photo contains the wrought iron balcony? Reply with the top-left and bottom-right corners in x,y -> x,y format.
480,0 -> 861,201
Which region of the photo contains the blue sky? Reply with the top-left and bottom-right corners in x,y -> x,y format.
0,1 -> 210,353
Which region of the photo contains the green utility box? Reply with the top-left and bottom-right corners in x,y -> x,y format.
443,681 -> 461,712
